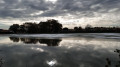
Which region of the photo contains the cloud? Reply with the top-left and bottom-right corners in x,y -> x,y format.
0,0 -> 120,28
0,0 -> 53,18
35,0 -> 120,20
0,0 -> 119,18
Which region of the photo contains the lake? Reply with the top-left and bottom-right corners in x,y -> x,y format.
0,33 -> 120,67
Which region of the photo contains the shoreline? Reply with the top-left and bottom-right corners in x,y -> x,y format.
0,32 -> 120,34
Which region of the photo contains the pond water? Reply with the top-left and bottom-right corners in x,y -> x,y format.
0,33 -> 120,67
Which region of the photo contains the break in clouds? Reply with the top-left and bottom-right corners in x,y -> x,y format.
0,0 -> 120,28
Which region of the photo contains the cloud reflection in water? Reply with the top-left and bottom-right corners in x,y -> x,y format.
0,35 -> 119,67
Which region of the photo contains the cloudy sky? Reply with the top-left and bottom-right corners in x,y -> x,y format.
0,0 -> 120,29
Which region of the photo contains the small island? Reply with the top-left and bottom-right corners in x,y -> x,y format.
1,19 -> 120,34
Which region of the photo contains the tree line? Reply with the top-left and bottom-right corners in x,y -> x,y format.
9,19 -> 62,34
9,19 -> 120,34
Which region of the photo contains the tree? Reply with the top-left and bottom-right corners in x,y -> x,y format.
19,25 -> 26,33
85,24 -> 92,29
62,27 -> 69,33
38,21 -> 50,33
85,24 -> 93,32
74,27 -> 79,32
9,24 -> 19,33
23,23 -> 39,33
39,19 -> 62,33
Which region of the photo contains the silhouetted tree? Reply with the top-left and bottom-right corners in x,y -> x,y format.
62,27 -> 69,33
48,19 -> 62,33
74,27 -> 78,30
38,21 -> 51,33
39,19 -> 62,33
9,24 -> 19,33
19,25 -> 26,33
85,24 -> 92,29
85,24 -> 93,32
23,23 -> 39,33
74,27 -> 79,32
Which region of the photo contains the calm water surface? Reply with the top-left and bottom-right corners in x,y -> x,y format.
0,33 -> 120,67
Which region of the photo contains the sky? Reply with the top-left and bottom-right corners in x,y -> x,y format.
0,0 -> 120,29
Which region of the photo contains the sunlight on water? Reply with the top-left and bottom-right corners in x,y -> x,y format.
31,47 -> 44,52
46,59 -> 57,66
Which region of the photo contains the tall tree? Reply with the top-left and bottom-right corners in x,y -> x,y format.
39,19 -> 62,33
9,24 -> 19,33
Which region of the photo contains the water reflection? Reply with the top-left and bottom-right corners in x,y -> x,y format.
9,37 -> 19,42
9,37 -> 62,46
46,59 -> 57,66
0,34 -> 120,67
20,38 -> 39,44
105,49 -> 120,67
39,39 -> 61,46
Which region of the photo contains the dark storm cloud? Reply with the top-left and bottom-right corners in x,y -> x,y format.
0,0 -> 119,18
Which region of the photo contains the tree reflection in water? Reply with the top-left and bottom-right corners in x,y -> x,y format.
20,38 -> 39,44
9,37 -> 19,42
9,37 -> 62,46
39,39 -> 61,46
